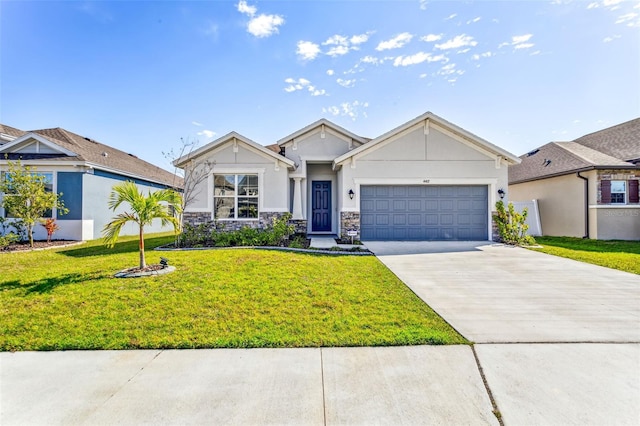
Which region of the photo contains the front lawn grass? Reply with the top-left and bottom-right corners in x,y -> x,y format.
531,236 -> 640,275
0,234 -> 466,350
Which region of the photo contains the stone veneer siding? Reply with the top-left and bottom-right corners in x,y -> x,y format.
183,211 -> 307,235
339,211 -> 360,242
491,211 -> 501,242
596,169 -> 640,204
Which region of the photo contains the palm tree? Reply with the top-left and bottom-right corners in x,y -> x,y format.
102,181 -> 182,269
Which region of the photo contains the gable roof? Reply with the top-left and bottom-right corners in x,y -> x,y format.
0,126 -> 181,188
334,111 -> 521,167
173,132 -> 296,169
276,118 -> 368,146
0,124 -> 26,143
572,117 -> 640,163
509,118 -> 640,184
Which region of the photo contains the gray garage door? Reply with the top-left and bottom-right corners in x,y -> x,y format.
360,185 -> 488,241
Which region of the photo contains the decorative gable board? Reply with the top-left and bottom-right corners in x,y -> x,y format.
14,140 -> 62,155
284,127 -> 357,160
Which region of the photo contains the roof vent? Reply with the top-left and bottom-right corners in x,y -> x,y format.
526,149 -> 540,157
102,152 -> 108,157
543,159 -> 552,167
128,153 -> 138,158
279,146 -> 286,156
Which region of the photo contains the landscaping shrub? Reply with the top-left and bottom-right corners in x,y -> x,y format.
494,201 -> 536,246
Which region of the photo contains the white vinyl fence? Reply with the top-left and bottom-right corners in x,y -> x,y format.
511,200 -> 542,236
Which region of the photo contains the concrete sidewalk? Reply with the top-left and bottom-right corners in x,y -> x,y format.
1,346 -> 497,425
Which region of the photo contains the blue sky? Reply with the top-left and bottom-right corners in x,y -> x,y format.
1,0 -> 638,172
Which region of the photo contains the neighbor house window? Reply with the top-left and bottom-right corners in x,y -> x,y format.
1,172 -> 54,218
610,180 -> 626,204
213,174 -> 258,219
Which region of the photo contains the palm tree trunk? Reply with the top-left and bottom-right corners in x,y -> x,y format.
139,226 -> 146,269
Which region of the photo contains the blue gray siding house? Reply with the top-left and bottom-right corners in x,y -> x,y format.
0,125 -> 182,241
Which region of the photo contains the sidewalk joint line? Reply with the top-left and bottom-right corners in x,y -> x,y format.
471,345 -> 504,426
320,348 -> 327,426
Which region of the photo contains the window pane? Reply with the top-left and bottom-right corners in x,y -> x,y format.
611,193 -> 625,203
214,175 -> 236,196
611,181 -> 626,193
238,197 -> 258,218
238,174 -> 258,196
214,197 -> 234,219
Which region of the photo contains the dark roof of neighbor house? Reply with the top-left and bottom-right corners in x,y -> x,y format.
509,118 -> 640,184
573,118 -> 640,163
0,125 -> 182,189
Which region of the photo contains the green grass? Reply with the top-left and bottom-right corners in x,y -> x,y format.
531,236 -> 640,274
0,234 -> 466,350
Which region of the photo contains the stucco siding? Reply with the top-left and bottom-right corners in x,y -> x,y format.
285,129 -> 353,162
593,207 -> 640,240
509,174 -> 586,237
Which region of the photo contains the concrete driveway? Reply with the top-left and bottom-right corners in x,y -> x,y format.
366,240 -> 640,425
365,241 -> 640,343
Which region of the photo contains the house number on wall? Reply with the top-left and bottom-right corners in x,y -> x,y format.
423,179 -> 430,183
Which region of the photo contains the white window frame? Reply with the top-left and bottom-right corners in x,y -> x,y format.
213,173 -> 260,220
1,170 -> 57,219
610,180 -> 626,204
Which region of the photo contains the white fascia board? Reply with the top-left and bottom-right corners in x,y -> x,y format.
277,118 -> 367,146
173,132 -> 295,169
0,133 -> 78,157
334,111 -> 521,166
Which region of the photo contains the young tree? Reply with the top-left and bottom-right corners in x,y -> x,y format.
102,180 -> 182,269
163,137 -> 214,245
0,159 -> 68,247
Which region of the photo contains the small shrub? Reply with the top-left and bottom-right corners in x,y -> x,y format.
40,218 -> 60,243
288,235 -> 308,249
494,201 -> 536,246
0,232 -> 20,250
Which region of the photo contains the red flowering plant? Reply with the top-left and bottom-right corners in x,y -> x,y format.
40,218 -> 60,243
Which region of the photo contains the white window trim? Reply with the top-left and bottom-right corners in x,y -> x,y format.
610,180 -> 627,205
212,172 -> 262,220
0,170 -> 58,219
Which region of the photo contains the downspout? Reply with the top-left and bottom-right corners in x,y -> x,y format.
576,172 -> 589,239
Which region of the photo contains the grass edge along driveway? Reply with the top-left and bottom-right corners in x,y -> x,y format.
0,234 -> 467,351
531,236 -> 640,275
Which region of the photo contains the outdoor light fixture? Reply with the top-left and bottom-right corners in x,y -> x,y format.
497,188 -> 505,199
348,189 -> 355,200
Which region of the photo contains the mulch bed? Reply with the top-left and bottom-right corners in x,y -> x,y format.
1,240 -> 79,252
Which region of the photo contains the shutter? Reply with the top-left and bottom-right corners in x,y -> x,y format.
601,180 -> 611,204
629,180 -> 639,204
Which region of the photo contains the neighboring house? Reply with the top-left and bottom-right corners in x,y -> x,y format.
0,125 -> 182,241
175,111 -> 520,241
509,118 -> 640,240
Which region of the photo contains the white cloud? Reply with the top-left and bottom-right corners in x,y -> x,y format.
197,129 -> 216,139
501,34 -> 535,50
445,13 -> 457,20
616,12 -> 639,26
419,73 -> 428,78
421,34 -> 442,42
284,78 -> 327,96
420,0 -> 428,10
437,63 -> 465,78
336,78 -> 356,88
247,14 -> 285,38
323,101 -> 369,120
530,50 -> 541,56
326,45 -> 350,57
326,69 -> 335,76
350,33 -> 372,45
376,32 -> 414,51
237,1 -> 257,16
512,34 -> 533,44
323,34 -> 348,46
466,17 -> 481,24
435,34 -> 478,50
471,51 -> 494,60
361,55 -> 381,64
603,34 -> 621,42
237,1 -> 285,38
192,121 -> 203,127
393,52 -> 448,67
296,41 -> 320,60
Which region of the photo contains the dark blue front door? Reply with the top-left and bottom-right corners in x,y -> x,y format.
312,181 -> 331,232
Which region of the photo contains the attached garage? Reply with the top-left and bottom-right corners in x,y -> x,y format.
360,185 -> 489,241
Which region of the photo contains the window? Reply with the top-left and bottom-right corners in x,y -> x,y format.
610,180 -> 626,204
213,174 -> 258,219
1,172 -> 54,218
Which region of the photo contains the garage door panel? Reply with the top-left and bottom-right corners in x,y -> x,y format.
360,185 -> 488,241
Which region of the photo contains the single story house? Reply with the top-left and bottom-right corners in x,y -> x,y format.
174,111 -> 520,241
509,118 -> 639,240
0,124 -> 182,241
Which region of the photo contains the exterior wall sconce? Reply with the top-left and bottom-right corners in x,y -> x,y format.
497,188 -> 505,199
348,189 -> 355,200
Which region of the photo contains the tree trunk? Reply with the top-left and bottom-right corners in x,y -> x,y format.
139,226 -> 146,269
28,225 -> 34,248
